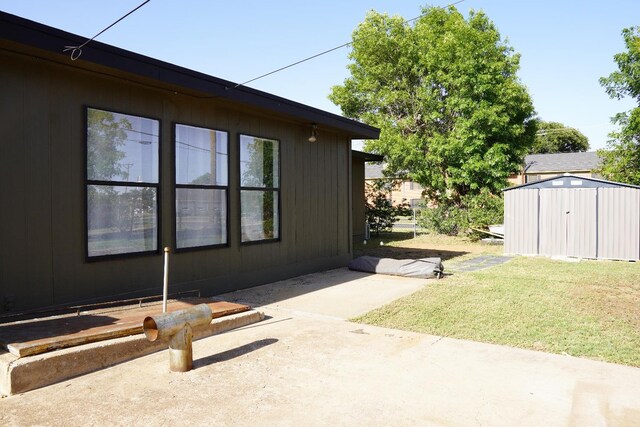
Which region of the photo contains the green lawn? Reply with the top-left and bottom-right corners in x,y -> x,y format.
353,233 -> 640,367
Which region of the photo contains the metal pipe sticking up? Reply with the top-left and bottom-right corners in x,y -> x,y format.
162,247 -> 170,313
143,304 -> 213,372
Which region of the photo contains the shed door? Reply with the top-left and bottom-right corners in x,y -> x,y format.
539,189 -> 597,258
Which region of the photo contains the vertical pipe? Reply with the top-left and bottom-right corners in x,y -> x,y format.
163,247 -> 170,313
168,323 -> 193,372
413,207 -> 416,238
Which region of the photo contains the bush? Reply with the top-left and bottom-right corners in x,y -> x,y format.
418,190 -> 504,239
418,201 -> 469,236
365,180 -> 411,236
464,190 -> 504,240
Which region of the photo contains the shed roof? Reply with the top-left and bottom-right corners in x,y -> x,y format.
503,173 -> 640,191
523,152 -> 601,173
0,11 -> 380,140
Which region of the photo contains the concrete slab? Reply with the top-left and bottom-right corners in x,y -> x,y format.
1,306 -> 639,426
1,269 -> 639,425
218,267 -> 429,319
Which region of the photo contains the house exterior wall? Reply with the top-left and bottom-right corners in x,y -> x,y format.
352,158 -> 366,240
0,49 -> 353,313
364,178 -> 424,208
393,181 -> 424,207
504,185 -> 640,261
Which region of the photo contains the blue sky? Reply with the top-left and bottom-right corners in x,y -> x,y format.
3,0 -> 638,150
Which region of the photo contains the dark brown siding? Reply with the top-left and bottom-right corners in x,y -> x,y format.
0,48 -> 353,313
352,158 -> 366,240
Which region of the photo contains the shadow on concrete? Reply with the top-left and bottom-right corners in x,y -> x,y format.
218,269 -> 378,308
231,316 -> 293,332
0,315 -> 119,348
194,338 -> 278,368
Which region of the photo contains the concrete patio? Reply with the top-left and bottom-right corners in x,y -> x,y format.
1,268 -> 639,426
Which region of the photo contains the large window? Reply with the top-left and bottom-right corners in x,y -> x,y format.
175,124 -> 229,249
240,135 -> 280,243
86,107 -> 160,258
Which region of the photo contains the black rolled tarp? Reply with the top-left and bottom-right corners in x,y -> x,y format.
348,256 -> 444,279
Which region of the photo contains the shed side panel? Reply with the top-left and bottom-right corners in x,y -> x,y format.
598,188 -> 640,260
504,189 -> 538,255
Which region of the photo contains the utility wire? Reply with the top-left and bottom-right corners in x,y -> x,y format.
64,0 -> 151,60
231,0 -> 466,89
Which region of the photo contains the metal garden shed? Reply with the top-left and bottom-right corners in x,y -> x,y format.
503,174 -> 640,261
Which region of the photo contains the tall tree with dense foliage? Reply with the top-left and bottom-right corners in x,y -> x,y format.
330,6 -> 536,205
597,26 -> 640,185
530,121 -> 589,153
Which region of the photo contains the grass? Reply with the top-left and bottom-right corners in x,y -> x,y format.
353,232 -> 640,367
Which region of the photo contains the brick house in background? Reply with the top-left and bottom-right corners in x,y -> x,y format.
508,152 -> 603,186
365,163 -> 424,207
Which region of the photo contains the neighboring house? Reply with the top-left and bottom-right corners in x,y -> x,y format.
0,12 -> 379,313
508,152 -> 602,185
352,151 -> 383,241
364,163 -> 424,207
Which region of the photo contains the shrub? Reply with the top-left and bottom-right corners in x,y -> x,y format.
418,201 -> 468,236
365,180 -> 411,236
418,190 -> 504,239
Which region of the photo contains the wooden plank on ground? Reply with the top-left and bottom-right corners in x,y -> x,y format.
0,300 -> 250,358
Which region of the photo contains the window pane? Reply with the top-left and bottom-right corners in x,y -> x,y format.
87,185 -> 157,256
87,108 -> 159,183
176,188 -> 227,248
240,135 -> 279,188
241,190 -> 279,242
176,125 -> 228,186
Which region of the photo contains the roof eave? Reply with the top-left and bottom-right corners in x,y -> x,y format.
0,11 -> 380,140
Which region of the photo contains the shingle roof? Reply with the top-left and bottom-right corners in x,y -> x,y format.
524,152 -> 601,173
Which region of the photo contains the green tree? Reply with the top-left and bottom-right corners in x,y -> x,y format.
597,26 -> 640,185
330,6 -> 536,206
530,121 -> 589,153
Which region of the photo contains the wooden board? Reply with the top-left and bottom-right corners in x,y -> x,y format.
0,299 -> 250,358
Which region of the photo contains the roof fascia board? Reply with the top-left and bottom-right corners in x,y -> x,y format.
0,11 -> 379,140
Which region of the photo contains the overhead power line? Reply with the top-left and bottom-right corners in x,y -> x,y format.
231,0 -> 466,89
64,0 -> 151,60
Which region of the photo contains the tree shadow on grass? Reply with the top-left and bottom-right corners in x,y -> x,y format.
354,232 -> 468,261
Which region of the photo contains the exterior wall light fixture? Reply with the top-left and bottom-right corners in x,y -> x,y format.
308,124 -> 318,142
